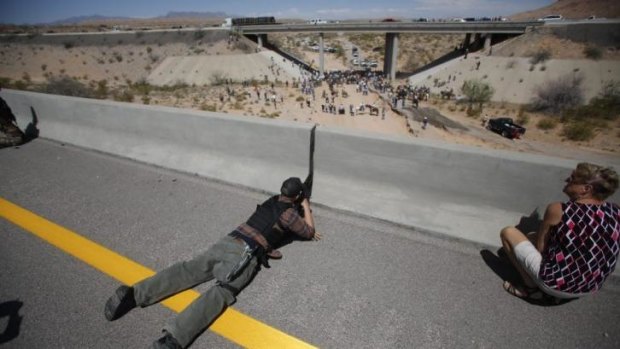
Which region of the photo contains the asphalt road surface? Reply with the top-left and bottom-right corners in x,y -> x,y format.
1,139 -> 619,348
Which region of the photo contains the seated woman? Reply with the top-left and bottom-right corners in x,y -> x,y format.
500,162 -> 619,300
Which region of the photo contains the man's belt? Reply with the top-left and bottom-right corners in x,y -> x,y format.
229,230 -> 260,251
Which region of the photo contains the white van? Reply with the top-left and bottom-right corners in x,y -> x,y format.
308,19 -> 328,25
538,15 -> 563,21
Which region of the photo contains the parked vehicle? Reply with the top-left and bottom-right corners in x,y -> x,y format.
486,117 -> 526,139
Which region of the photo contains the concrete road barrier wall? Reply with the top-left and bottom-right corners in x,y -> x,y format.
2,89 -> 618,247
2,90 -> 313,194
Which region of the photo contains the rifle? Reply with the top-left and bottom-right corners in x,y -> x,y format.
298,124 -> 316,216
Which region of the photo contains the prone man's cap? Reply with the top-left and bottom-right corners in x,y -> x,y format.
281,177 -> 304,197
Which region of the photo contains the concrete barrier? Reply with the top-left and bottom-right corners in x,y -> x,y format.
2,89 -> 618,248
2,90 -> 313,194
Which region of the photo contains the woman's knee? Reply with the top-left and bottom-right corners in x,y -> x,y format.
500,226 -> 516,239
500,226 -> 527,245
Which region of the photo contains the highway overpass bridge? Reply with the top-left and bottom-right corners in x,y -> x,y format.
237,21 -> 542,79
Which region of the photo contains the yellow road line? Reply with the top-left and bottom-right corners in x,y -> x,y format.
0,197 -> 317,349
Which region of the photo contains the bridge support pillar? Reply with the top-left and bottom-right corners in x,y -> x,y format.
319,32 -> 324,76
384,33 -> 399,80
257,34 -> 268,49
484,34 -> 492,54
463,33 -> 471,48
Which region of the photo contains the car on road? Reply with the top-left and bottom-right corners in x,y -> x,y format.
486,117 -> 526,139
538,14 -> 563,21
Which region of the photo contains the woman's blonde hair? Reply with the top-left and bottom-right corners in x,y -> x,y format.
574,163 -> 619,200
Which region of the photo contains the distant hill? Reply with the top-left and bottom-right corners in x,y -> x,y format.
510,0 -> 619,20
50,15 -> 131,25
48,11 -> 231,26
158,11 -> 228,19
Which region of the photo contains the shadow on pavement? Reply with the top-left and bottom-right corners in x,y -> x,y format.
0,299 -> 24,344
480,249 -> 576,307
24,107 -> 40,142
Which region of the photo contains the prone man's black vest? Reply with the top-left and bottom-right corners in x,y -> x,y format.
246,195 -> 293,248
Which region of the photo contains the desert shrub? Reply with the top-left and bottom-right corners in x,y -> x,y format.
466,106 -> 480,117
295,96 -> 305,102
141,95 -> 151,104
132,78 -> 152,95
516,108 -> 529,125
529,48 -> 551,65
562,121 -> 595,141
13,80 -> 30,90
63,41 -> 74,49
505,60 -> 517,69
588,80 -> 620,119
210,71 -> 229,86
461,79 -> 494,112
41,64 -> 47,71
146,46 -> 152,54
200,103 -> 217,112
0,77 -> 12,87
537,118 -> 558,130
234,40 -> 253,53
94,80 -> 108,99
193,30 -> 206,40
530,74 -> 584,114
584,46 -> 602,60
113,89 -> 134,102
44,76 -> 93,97
562,81 -> 620,123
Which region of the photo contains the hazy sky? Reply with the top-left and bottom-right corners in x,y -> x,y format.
2,0 -> 554,24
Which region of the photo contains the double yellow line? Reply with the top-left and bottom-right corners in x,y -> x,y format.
0,197 -> 316,349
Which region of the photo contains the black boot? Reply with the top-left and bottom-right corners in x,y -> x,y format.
152,331 -> 182,349
104,285 -> 136,321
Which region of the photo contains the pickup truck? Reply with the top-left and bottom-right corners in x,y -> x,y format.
486,117 -> 526,139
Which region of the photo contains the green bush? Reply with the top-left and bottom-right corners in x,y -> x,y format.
44,76 -> 94,97
516,109 -> 529,125
530,74 -> 584,114
564,80 -> 619,121
114,90 -> 134,102
584,46 -> 602,60
536,118 -> 558,130
200,103 -> 217,112
562,121 -> 595,141
94,80 -> 108,99
466,106 -> 480,117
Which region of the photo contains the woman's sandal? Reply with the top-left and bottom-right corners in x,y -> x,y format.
503,280 -> 543,300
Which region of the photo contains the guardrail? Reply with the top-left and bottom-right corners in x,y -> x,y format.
238,21 -> 542,34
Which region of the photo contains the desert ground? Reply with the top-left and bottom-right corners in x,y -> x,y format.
0,25 -> 618,164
